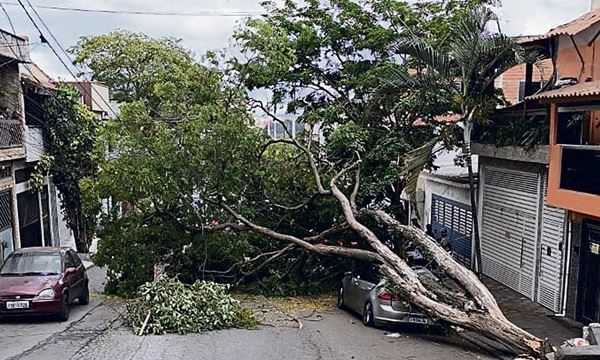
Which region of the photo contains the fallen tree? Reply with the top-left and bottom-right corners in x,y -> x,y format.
213,133 -> 546,358
79,2 -> 548,357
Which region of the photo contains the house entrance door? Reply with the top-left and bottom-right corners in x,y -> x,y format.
579,221 -> 600,323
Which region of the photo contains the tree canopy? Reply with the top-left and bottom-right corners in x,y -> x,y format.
76,1 -> 545,355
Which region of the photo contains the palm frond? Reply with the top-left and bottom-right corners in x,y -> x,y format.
402,139 -> 437,200
394,35 -> 453,78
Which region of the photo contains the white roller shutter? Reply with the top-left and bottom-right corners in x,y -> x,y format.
536,172 -> 567,312
481,166 -> 540,300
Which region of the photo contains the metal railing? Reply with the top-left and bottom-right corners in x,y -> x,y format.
0,119 -> 23,149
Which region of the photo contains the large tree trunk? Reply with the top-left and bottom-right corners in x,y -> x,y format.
219,146 -> 546,357
329,177 -> 545,357
368,210 -> 545,356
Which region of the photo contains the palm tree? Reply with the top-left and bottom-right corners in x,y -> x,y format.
389,5 -> 524,276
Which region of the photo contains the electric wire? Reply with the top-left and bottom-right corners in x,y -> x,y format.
0,2 -> 263,17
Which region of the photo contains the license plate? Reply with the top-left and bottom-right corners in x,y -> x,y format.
409,317 -> 428,324
6,300 -> 30,310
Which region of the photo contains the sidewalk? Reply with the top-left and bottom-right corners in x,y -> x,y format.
483,277 -> 581,347
78,253 -> 95,270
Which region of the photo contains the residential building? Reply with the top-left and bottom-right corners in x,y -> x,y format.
0,29 -> 110,262
0,30 -> 29,261
473,3 -> 600,323
417,146 -> 476,268
65,81 -> 113,120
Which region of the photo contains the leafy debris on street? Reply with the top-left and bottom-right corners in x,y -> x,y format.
126,276 -> 257,335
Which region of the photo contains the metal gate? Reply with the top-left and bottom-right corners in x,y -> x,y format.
0,189 -> 13,261
536,172 -> 567,312
431,195 -> 472,267
481,166 -> 540,300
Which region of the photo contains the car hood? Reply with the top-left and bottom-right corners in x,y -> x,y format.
0,275 -> 60,296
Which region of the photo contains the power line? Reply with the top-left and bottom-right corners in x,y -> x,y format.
0,2 -> 263,17
0,2 -> 14,33
16,0 -> 119,119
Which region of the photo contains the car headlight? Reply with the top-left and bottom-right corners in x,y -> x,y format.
37,288 -> 55,300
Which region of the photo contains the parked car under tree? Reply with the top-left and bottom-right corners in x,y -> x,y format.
337,261 -> 440,329
0,247 -> 89,321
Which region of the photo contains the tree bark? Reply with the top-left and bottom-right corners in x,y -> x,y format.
216,142 -> 546,357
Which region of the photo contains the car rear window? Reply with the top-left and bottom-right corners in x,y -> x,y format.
0,252 -> 61,276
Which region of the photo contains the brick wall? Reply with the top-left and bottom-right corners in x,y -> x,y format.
499,59 -> 554,105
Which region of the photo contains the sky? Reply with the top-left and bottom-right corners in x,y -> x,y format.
0,0 -> 593,80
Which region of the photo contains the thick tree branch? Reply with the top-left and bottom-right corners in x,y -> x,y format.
366,209 -> 504,318
329,166 -> 436,300
350,166 -> 361,212
253,99 -> 330,195
220,202 -> 381,263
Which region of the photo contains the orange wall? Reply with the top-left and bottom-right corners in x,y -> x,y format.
547,104 -> 600,218
498,59 -> 553,105
555,23 -> 600,82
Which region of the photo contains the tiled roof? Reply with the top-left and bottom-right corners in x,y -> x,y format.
518,9 -> 600,45
413,113 -> 462,127
20,63 -> 56,90
527,81 -> 600,101
513,35 -> 546,44
547,8 -> 600,37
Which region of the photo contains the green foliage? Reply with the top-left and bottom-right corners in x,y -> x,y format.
390,5 -> 523,123
72,31 -> 222,112
126,276 -> 257,335
474,114 -> 549,148
82,0 -> 495,296
34,85 -> 99,252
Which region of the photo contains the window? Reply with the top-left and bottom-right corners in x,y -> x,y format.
64,252 -> 77,269
0,252 -> 61,275
354,261 -> 381,284
557,111 -> 585,145
15,168 -> 33,184
69,251 -> 82,267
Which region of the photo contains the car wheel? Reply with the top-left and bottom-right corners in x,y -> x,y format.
337,286 -> 345,309
79,283 -> 90,305
57,294 -> 70,322
362,302 -> 374,327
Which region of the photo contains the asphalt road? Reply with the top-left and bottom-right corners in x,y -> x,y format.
1,267 -> 500,360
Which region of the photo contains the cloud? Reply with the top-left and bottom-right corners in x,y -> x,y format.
498,0 -> 589,35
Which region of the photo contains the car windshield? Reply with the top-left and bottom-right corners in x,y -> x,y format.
0,252 -> 61,276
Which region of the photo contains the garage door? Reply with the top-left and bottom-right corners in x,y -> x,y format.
481,166 -> 540,300
537,172 -> 566,312
431,195 -> 472,267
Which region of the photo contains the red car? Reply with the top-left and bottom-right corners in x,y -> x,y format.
0,247 -> 89,321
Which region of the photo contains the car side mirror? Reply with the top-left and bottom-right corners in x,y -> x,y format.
65,267 -> 77,275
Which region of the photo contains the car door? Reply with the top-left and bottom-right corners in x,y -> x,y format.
344,263 -> 362,312
355,263 -> 379,307
70,251 -> 86,294
63,251 -> 82,301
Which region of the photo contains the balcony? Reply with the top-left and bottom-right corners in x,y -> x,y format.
560,145 -> 600,196
0,119 -> 23,149
0,119 -> 25,161
545,105 -> 600,217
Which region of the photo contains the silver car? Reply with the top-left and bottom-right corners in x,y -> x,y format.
337,261 -> 436,328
